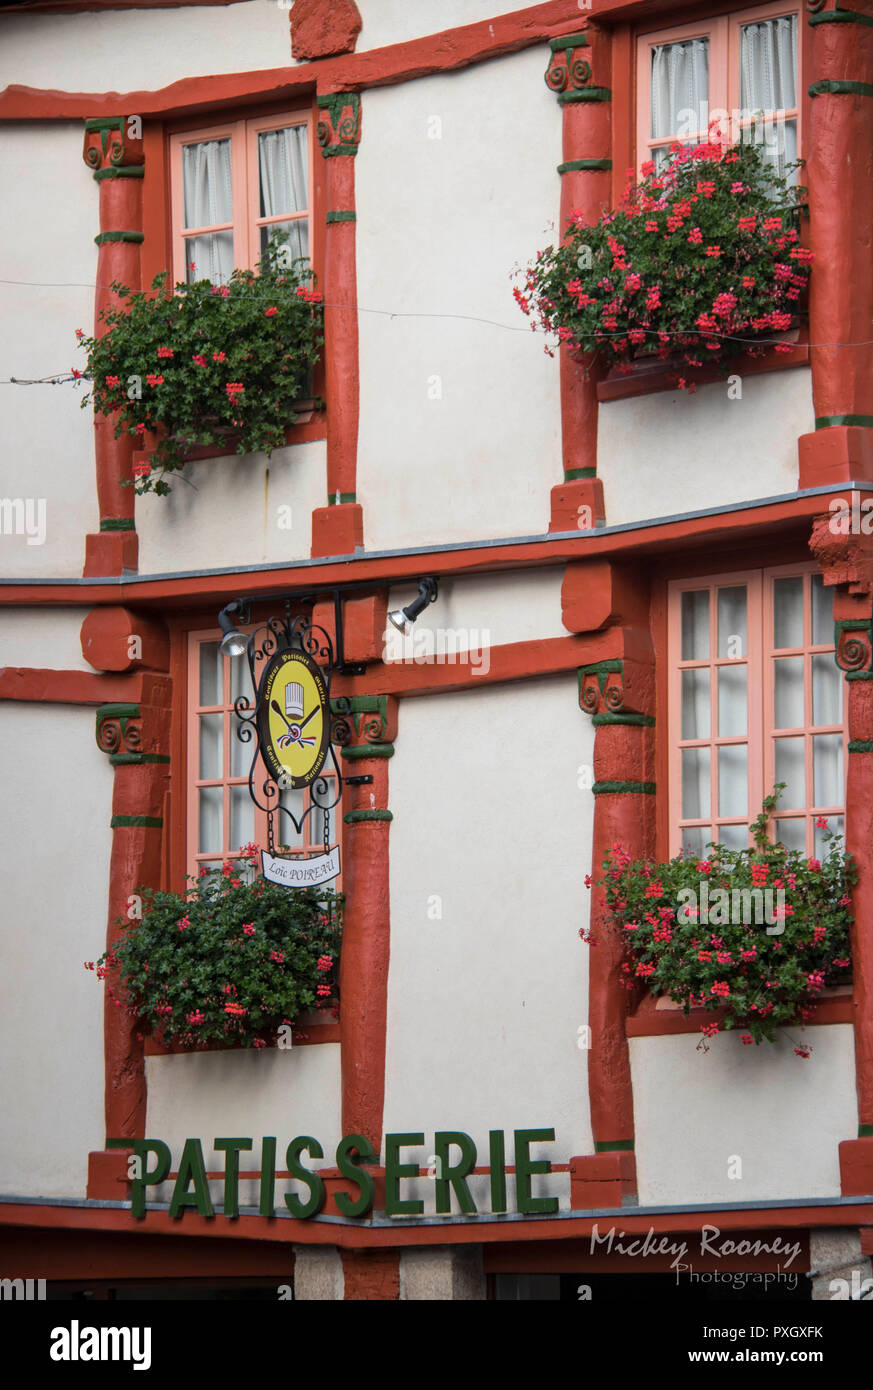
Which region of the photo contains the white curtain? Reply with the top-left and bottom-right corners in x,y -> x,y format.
740,17 -> 798,180
651,38 -> 709,144
182,138 -> 234,284
258,126 -> 309,268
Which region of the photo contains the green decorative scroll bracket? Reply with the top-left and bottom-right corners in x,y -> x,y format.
83,115 -> 144,174
545,33 -> 597,97
96,702 -> 169,767
809,79 -> 873,97
317,91 -> 362,156
330,694 -> 395,762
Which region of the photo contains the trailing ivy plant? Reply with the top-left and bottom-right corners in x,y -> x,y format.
86,845 -> 342,1049
76,234 -> 323,495
515,134 -> 811,389
585,789 -> 855,1053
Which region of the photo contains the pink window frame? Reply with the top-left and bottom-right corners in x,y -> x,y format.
186,627 -> 341,883
668,563 -> 846,856
169,111 -> 313,284
636,3 -> 800,173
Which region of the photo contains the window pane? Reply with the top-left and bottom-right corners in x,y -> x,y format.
718,744 -> 747,818
185,230 -> 234,286
230,717 -> 251,779
740,16 -> 797,114
310,782 -> 337,849
199,641 -> 222,706
815,815 -> 843,858
198,786 -> 223,854
811,573 -> 832,646
774,656 -> 804,729
229,785 -> 254,851
773,577 -> 803,649
717,823 -> 749,851
682,668 -> 710,739
651,38 -> 709,140
229,650 -> 252,706
813,733 -> 843,807
774,735 -> 805,808
718,587 -> 747,658
278,786 -> 305,848
812,653 -> 841,727
258,126 -> 308,218
681,590 -> 709,660
681,824 -> 711,856
260,219 -> 309,270
718,665 -> 747,737
682,747 -> 711,820
744,117 -> 798,185
199,713 -> 223,781
773,816 -> 806,851
182,138 -> 233,227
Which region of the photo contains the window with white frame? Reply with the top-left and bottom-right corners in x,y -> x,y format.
637,5 -> 800,180
669,566 -> 846,858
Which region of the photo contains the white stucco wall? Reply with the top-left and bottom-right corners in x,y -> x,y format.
357,0 -> 506,51
383,674 -> 594,1212
0,3 -> 295,93
630,1024 -> 857,1206
145,1043 -> 342,1210
0,124 -> 98,579
384,568 -> 568,670
599,367 -> 813,527
135,440 -> 326,575
356,48 -> 562,552
0,705 -> 112,1199
0,607 -> 94,671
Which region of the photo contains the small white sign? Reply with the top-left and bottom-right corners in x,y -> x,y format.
261,847 -> 341,887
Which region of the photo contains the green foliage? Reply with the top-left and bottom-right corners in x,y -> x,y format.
515,137 -> 811,388
77,235 -> 323,495
91,847 -> 342,1049
591,790 -> 855,1049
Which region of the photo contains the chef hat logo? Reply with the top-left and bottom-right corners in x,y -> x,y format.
285,681 -> 304,720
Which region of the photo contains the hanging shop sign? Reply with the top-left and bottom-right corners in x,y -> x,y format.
261,846 -> 341,887
234,605 -> 360,883
110,1128 -> 560,1222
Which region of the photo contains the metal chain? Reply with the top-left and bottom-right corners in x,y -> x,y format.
267,807 -> 276,856
323,803 -> 330,856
